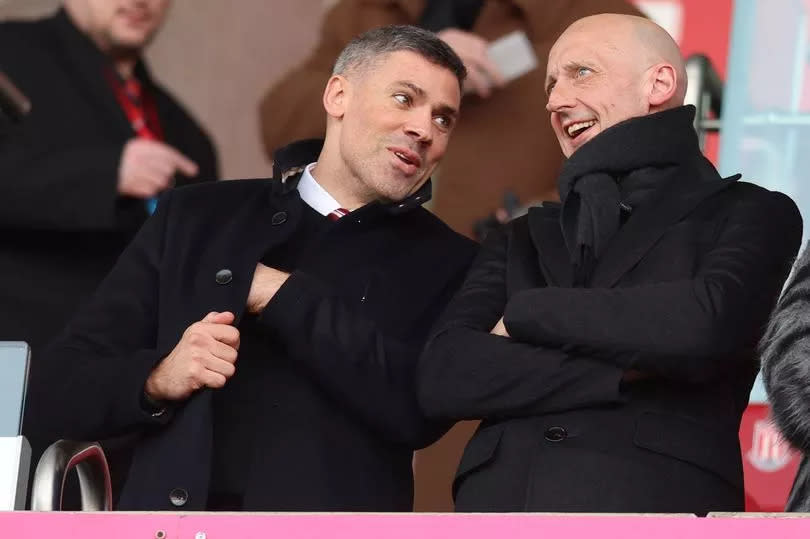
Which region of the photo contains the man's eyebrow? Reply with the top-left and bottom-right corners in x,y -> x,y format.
392,80 -> 425,96
435,102 -> 459,119
392,80 -> 458,118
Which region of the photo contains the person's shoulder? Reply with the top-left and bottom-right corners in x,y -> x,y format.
729,179 -> 799,215
0,16 -> 47,37
0,16 -> 53,54
719,180 -> 802,238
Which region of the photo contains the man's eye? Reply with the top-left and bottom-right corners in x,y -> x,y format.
576,67 -> 592,77
434,115 -> 451,129
394,94 -> 410,105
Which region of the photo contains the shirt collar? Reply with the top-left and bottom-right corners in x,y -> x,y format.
296,163 -> 343,216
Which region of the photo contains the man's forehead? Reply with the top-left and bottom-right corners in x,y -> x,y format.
364,52 -> 461,101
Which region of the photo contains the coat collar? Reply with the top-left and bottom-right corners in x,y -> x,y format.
270,138 -> 432,215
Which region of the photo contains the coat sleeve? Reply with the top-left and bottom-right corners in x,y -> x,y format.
256,247 -> 475,449
503,190 -> 802,384
23,192 -> 177,442
258,0 -> 410,156
762,246 -> 810,453
417,226 -> 627,422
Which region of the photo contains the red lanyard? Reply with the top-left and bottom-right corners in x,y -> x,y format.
107,70 -> 164,141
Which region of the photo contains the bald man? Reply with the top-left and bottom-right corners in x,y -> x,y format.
418,14 -> 802,513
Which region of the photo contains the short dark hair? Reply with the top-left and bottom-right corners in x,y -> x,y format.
333,25 -> 466,90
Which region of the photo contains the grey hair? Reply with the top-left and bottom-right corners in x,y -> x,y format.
332,25 -> 466,89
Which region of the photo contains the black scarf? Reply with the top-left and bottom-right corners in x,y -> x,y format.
558,105 -> 703,286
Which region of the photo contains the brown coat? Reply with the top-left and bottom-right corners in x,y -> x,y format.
259,0 -> 644,237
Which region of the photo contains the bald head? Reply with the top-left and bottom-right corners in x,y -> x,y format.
567,14 -> 687,104
545,14 -> 687,157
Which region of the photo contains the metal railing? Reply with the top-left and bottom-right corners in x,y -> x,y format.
30,440 -> 112,511
684,54 -> 724,150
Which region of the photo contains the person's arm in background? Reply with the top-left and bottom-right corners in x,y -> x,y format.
259,0 -> 412,156
0,34 -> 200,231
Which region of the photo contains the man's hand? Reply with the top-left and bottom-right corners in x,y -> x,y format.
490,316 -> 510,338
144,311 -> 240,401
118,138 -> 199,199
246,263 -> 290,314
437,28 -> 505,98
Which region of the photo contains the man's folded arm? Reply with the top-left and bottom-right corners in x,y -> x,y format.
416,226 -> 627,422
503,191 -> 802,383
256,261 -> 472,449
23,192 -> 174,442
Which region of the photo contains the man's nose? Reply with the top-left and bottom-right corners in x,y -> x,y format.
546,82 -> 575,112
404,111 -> 433,143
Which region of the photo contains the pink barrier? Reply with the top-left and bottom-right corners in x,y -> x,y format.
1,513 -> 809,539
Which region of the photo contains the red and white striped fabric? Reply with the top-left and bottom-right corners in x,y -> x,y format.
327,208 -> 349,221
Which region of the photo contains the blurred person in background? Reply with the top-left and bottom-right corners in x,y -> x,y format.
259,0 -> 643,238
0,0 -> 217,504
0,0 -> 217,358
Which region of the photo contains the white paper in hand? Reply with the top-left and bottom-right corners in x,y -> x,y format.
487,30 -> 538,84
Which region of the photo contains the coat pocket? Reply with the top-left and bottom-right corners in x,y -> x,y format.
633,410 -> 743,488
452,424 -> 504,500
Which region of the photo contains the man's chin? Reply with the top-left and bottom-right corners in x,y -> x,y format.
565,130 -> 600,157
110,31 -> 155,53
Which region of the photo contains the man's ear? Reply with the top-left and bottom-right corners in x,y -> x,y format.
323,75 -> 349,119
646,63 -> 677,107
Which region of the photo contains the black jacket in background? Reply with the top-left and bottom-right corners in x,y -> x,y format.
25,140 -> 478,511
0,9 -> 218,356
418,111 -> 802,514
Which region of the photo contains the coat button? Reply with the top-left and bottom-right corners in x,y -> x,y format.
544,426 -> 567,442
169,487 -> 188,507
215,268 -> 232,285
271,211 -> 287,225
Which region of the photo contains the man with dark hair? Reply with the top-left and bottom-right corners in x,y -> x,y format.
418,14 -> 802,513
26,25 -> 477,512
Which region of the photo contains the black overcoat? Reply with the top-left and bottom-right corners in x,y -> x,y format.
419,163 -> 802,513
26,141 -> 477,511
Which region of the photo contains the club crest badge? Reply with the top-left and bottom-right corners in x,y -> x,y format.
746,419 -> 795,472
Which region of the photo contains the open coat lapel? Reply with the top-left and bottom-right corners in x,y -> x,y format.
590,170 -> 740,289
527,204 -> 573,287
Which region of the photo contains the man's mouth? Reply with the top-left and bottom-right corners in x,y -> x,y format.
566,119 -> 597,140
118,9 -> 152,26
389,147 -> 423,169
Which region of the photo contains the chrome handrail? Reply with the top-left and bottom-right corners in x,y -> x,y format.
685,54 -> 724,150
31,440 -> 112,511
